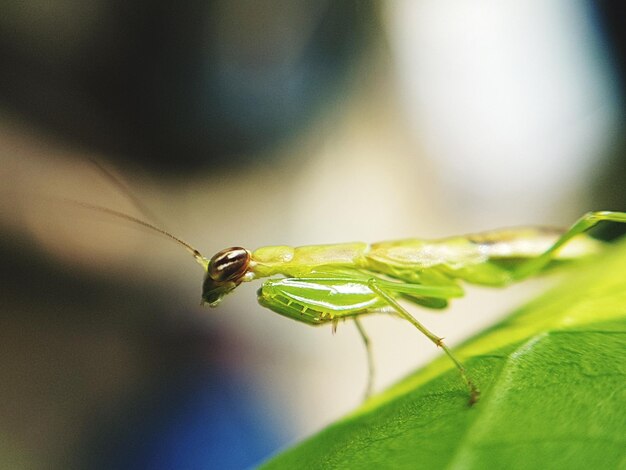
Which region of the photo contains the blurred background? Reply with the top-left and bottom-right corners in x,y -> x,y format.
1,1 -> 625,468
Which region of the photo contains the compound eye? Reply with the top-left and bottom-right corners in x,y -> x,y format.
208,247 -> 250,282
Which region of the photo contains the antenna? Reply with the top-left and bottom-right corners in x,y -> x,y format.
87,158 -> 169,226
66,199 -> 208,269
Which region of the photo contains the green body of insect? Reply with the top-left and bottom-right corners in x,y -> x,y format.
199,211 -> 626,403
247,227 -> 600,323
74,201 -> 626,405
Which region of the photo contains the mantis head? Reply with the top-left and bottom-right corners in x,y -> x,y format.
65,200 -> 253,307
202,247 -> 251,306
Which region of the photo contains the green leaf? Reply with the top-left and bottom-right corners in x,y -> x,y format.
261,239 -> 626,469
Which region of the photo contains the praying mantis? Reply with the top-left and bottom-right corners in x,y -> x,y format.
73,200 -> 626,405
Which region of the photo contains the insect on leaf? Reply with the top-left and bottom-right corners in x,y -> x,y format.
260,237 -> 626,470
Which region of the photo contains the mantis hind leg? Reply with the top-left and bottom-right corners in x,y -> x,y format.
354,318 -> 374,401
512,211 -> 626,281
367,279 -> 480,405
